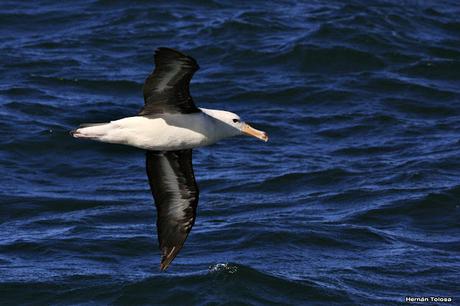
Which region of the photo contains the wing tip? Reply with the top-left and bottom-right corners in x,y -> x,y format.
154,47 -> 199,69
159,262 -> 169,272
155,47 -> 186,57
159,246 -> 179,272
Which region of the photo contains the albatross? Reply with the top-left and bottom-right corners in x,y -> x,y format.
71,47 -> 268,271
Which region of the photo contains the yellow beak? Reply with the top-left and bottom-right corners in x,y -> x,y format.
242,123 -> 268,142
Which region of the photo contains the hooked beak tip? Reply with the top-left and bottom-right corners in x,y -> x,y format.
261,132 -> 269,142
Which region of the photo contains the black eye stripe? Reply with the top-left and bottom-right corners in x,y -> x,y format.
232,119 -> 240,123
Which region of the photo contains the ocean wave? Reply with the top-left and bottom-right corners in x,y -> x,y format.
398,59 -> 460,80
382,97 -> 459,117
333,144 -> 408,156
28,75 -> 141,94
365,76 -> 457,100
214,167 -> 359,194
0,262 -> 351,304
346,185 -> 460,231
271,44 -> 386,73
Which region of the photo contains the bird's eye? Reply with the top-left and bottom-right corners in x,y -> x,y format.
232,119 -> 240,123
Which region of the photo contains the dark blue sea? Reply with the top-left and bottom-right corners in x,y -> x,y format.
1,0 -> 459,305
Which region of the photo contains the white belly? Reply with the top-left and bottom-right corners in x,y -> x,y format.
76,113 -> 216,151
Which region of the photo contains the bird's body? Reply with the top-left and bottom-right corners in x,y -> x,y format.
72,108 -> 240,151
71,47 -> 267,271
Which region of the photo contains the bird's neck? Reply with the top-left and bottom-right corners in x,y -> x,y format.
199,108 -> 240,141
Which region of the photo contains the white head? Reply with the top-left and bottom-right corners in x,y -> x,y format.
201,108 -> 268,142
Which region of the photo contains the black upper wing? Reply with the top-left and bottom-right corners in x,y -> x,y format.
146,150 -> 199,271
140,48 -> 200,115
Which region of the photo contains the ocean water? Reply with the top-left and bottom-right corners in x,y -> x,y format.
1,0 -> 459,304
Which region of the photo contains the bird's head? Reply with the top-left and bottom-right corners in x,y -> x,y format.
203,109 -> 268,142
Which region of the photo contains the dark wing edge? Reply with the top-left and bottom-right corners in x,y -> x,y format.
140,48 -> 200,115
146,149 -> 199,271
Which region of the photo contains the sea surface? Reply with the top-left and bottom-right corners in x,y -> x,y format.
1,0 -> 459,305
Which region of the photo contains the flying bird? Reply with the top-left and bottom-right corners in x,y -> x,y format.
71,47 -> 268,271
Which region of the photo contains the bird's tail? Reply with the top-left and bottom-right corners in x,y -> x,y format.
70,122 -> 109,139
